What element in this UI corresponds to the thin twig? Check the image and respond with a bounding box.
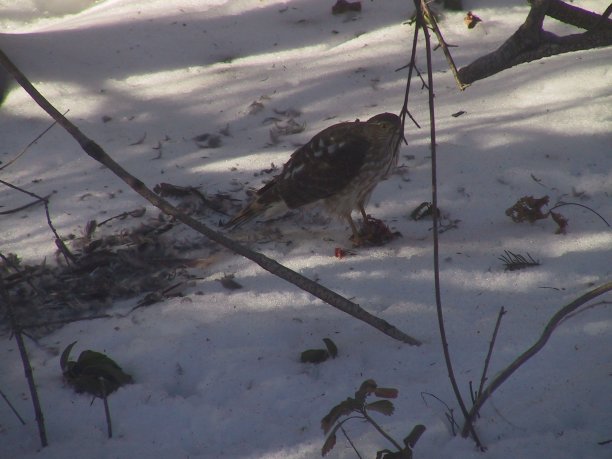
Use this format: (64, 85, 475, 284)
(395, 60, 428, 91)
(361, 409, 403, 451)
(420, 1, 466, 90)
(475, 307, 506, 405)
(420, 392, 460, 434)
(339, 425, 364, 459)
(400, 22, 422, 139)
(0, 178, 75, 264)
(44, 199, 77, 265)
(549, 202, 610, 227)
(559, 300, 611, 325)
(0, 387, 27, 425)
(0, 278, 48, 447)
(417, 0, 484, 449)
(0, 110, 67, 171)
(0, 47, 421, 346)
(0, 193, 52, 215)
(0, 178, 49, 203)
(462, 281, 612, 437)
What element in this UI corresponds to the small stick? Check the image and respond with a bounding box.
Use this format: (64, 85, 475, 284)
(420, 0, 466, 90)
(0, 193, 52, 215)
(44, 199, 77, 265)
(339, 425, 364, 459)
(549, 202, 610, 227)
(473, 307, 506, 416)
(0, 387, 26, 425)
(0, 178, 75, 264)
(0, 279, 48, 447)
(361, 409, 403, 451)
(0, 111, 67, 171)
(420, 391, 460, 434)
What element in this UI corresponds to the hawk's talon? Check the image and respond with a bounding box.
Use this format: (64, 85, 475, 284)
(351, 216, 401, 247)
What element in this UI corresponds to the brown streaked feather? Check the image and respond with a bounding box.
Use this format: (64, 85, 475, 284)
(276, 124, 370, 208)
(223, 182, 283, 228)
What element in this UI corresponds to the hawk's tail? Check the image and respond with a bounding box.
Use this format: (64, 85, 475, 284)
(224, 200, 268, 228)
(224, 183, 284, 229)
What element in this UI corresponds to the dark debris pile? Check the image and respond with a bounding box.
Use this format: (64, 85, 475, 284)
(1, 209, 218, 338)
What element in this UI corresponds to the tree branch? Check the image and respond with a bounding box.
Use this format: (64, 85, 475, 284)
(461, 281, 612, 437)
(458, 0, 612, 85)
(0, 47, 421, 346)
(545, 0, 612, 30)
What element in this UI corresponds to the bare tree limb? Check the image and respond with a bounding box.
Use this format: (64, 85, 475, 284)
(461, 281, 612, 437)
(0, 47, 421, 346)
(546, 0, 612, 30)
(458, 0, 612, 85)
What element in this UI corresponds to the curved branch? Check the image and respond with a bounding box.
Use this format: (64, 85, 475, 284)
(461, 281, 612, 437)
(0, 47, 421, 346)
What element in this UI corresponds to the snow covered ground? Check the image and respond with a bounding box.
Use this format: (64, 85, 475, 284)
(1, 1, 611, 458)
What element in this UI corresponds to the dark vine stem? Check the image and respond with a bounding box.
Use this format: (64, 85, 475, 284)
(415, 0, 484, 450)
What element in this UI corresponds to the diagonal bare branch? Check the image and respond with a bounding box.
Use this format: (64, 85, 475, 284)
(0, 47, 421, 346)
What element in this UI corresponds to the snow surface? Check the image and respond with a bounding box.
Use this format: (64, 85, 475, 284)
(1, 0, 611, 458)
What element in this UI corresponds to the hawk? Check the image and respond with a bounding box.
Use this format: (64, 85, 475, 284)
(225, 112, 402, 245)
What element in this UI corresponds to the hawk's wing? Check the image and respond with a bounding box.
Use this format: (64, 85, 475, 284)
(269, 121, 370, 209)
(225, 113, 400, 229)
